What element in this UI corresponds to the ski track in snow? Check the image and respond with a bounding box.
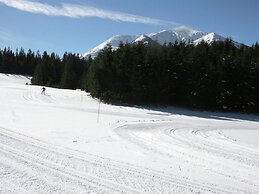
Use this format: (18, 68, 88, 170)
(1, 74, 259, 193)
(0, 126, 217, 194)
(116, 123, 259, 193)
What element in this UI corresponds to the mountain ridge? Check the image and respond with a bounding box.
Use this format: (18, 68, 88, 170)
(83, 27, 230, 58)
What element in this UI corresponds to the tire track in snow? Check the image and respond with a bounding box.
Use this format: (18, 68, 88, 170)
(169, 128, 259, 168)
(169, 127, 259, 190)
(115, 122, 259, 194)
(0, 128, 143, 193)
(0, 126, 214, 194)
(0, 144, 137, 194)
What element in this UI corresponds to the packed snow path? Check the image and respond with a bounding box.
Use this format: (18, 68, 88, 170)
(0, 74, 259, 193)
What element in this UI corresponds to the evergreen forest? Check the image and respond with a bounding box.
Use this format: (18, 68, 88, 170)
(1, 39, 259, 113)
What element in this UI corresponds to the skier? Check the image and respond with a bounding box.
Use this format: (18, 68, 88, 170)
(41, 87, 46, 95)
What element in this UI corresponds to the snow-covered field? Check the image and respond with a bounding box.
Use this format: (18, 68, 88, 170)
(0, 73, 259, 194)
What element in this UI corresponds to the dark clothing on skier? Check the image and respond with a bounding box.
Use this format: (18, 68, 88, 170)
(41, 87, 46, 95)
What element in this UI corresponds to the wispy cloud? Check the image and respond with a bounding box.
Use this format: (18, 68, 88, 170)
(0, 0, 178, 26)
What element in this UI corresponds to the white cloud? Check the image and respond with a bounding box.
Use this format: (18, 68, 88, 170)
(0, 0, 178, 26)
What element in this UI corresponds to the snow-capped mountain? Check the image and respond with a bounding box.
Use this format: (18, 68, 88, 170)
(84, 35, 138, 58)
(83, 27, 227, 58)
(193, 32, 226, 45)
(147, 26, 207, 45)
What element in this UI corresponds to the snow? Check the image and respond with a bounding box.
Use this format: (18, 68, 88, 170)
(83, 35, 138, 58)
(0, 73, 259, 193)
(82, 26, 225, 58)
(193, 32, 226, 45)
(134, 35, 149, 42)
(222, 128, 259, 147)
(148, 26, 206, 44)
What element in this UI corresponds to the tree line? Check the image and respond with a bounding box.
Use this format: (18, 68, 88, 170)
(0, 48, 90, 89)
(0, 48, 39, 75)
(87, 40, 259, 113)
(1, 39, 259, 113)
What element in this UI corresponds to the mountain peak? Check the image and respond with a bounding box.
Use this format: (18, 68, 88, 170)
(193, 32, 226, 45)
(83, 34, 137, 58)
(83, 28, 231, 58)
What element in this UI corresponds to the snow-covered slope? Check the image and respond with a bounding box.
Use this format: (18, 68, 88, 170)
(1, 73, 259, 193)
(193, 32, 226, 45)
(84, 35, 138, 58)
(147, 26, 206, 45)
(83, 26, 231, 58)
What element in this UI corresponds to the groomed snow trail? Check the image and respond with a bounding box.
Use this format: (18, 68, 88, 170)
(0, 74, 259, 193)
(0, 126, 218, 194)
(116, 122, 259, 193)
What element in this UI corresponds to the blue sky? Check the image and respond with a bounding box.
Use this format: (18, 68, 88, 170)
(0, 0, 258, 56)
